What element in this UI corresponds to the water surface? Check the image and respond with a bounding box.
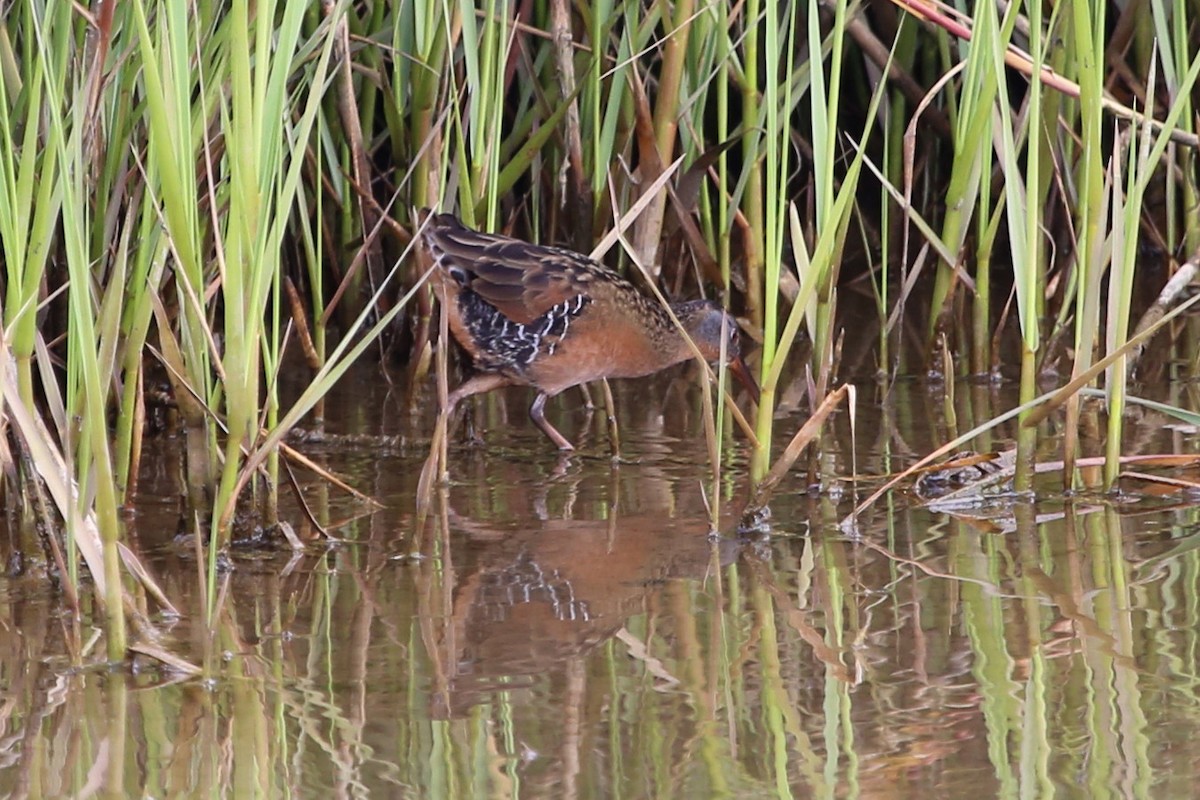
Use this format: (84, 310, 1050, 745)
(3, 361, 1200, 798)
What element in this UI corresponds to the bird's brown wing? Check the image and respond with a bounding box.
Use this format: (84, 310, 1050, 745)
(425, 214, 598, 325)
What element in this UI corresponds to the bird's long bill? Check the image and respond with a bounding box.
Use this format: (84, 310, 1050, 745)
(727, 353, 761, 405)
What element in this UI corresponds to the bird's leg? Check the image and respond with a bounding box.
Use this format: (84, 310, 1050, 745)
(445, 373, 514, 445)
(577, 383, 595, 410)
(529, 392, 575, 451)
(599, 378, 620, 460)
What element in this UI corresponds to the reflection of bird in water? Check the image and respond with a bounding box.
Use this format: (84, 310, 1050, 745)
(422, 212, 758, 450)
(422, 508, 742, 719)
(474, 551, 594, 625)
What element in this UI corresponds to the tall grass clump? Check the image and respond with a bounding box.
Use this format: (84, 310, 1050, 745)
(0, 0, 391, 651)
(131, 0, 215, 518)
(748, 0, 890, 485)
(1102, 52, 1200, 486)
(858, 0, 1200, 497)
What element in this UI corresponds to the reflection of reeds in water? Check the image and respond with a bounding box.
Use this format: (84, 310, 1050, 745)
(6, 0, 1200, 768)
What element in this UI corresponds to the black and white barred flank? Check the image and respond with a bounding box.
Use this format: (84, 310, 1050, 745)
(458, 289, 592, 372)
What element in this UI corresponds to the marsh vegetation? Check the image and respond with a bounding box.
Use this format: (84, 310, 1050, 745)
(2, 0, 1200, 794)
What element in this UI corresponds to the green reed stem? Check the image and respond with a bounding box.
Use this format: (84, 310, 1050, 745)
(738, 0, 765, 331)
(1063, 0, 1107, 489)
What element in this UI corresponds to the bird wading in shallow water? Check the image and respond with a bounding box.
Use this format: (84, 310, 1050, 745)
(421, 212, 759, 451)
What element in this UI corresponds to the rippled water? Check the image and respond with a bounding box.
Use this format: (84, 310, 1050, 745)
(2, 358, 1200, 798)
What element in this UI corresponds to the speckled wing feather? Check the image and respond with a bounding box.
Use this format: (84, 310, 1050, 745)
(425, 214, 597, 325)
